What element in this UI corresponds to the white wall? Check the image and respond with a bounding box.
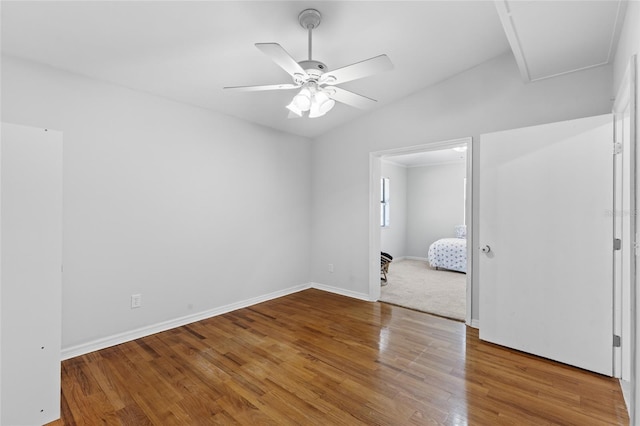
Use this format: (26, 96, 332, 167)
(310, 51, 613, 319)
(406, 162, 466, 258)
(1, 55, 312, 354)
(380, 161, 407, 258)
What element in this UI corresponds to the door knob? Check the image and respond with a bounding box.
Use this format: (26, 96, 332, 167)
(481, 245, 491, 253)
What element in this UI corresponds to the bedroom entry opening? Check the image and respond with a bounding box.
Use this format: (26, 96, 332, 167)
(369, 137, 473, 325)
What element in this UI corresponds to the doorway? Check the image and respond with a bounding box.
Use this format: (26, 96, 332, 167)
(369, 137, 473, 325)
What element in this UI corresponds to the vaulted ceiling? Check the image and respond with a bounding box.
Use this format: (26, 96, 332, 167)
(1, 1, 627, 138)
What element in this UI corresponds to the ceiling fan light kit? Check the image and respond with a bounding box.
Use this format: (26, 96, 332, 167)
(224, 8, 393, 119)
(286, 82, 336, 118)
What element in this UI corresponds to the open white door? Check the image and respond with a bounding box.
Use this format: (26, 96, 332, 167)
(479, 114, 614, 376)
(1, 123, 63, 425)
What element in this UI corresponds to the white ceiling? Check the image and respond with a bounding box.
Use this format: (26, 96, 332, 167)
(496, 0, 626, 82)
(0, 1, 626, 138)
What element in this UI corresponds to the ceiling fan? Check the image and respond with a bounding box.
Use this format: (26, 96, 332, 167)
(223, 9, 393, 118)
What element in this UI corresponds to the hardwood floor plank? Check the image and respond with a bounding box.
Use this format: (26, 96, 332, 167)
(47, 289, 628, 425)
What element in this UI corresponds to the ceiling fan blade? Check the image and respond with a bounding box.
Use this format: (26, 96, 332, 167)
(255, 43, 308, 79)
(322, 54, 393, 85)
(328, 87, 378, 109)
(223, 83, 299, 92)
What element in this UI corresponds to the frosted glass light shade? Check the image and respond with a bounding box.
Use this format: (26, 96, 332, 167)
(292, 87, 312, 111)
(308, 90, 335, 118)
(286, 101, 303, 116)
(286, 84, 336, 118)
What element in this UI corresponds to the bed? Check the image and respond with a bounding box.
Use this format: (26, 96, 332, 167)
(427, 225, 467, 273)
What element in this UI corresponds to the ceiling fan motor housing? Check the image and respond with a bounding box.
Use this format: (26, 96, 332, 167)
(298, 60, 327, 80)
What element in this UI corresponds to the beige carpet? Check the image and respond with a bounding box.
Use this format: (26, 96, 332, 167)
(380, 259, 466, 321)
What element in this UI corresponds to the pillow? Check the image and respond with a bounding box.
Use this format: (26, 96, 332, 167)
(455, 225, 466, 239)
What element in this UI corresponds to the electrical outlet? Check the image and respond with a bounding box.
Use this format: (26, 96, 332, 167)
(131, 294, 142, 309)
(328, 263, 334, 273)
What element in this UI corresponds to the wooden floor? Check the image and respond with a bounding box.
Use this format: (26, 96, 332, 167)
(50, 289, 628, 425)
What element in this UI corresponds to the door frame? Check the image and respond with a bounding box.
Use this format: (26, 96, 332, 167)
(612, 54, 637, 422)
(368, 137, 473, 325)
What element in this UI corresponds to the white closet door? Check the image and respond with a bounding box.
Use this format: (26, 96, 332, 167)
(1, 123, 63, 425)
(478, 114, 614, 376)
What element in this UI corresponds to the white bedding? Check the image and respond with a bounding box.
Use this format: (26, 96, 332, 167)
(428, 238, 467, 273)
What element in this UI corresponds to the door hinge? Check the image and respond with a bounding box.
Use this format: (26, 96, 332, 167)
(614, 142, 623, 155)
(614, 238, 622, 250)
(614, 335, 621, 347)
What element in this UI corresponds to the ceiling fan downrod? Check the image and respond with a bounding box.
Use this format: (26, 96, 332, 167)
(299, 9, 321, 62)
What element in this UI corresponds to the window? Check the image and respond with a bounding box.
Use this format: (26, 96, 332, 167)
(381, 177, 390, 227)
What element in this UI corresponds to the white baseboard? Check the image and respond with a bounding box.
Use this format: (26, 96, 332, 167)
(310, 282, 372, 301)
(403, 256, 428, 262)
(61, 283, 311, 360)
(62, 282, 380, 360)
(470, 319, 480, 329)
